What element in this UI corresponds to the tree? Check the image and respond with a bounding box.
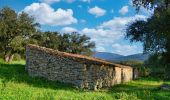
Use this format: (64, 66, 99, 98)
(126, 0, 170, 79)
(31, 31, 60, 50)
(58, 32, 95, 56)
(32, 32, 95, 56)
(132, 0, 170, 10)
(0, 7, 39, 62)
(126, 2, 170, 64)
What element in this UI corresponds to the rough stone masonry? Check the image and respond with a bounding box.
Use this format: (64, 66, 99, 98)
(26, 44, 138, 90)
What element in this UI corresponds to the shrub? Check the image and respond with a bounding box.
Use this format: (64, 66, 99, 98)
(13, 53, 22, 61)
(138, 67, 150, 77)
(144, 54, 170, 80)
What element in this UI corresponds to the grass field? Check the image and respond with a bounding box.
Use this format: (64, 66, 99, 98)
(0, 60, 170, 100)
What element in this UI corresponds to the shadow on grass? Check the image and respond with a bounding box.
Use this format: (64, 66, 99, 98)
(107, 79, 170, 99)
(0, 63, 79, 91)
(0, 62, 170, 100)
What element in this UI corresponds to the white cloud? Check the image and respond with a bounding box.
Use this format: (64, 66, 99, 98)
(39, 0, 93, 4)
(119, 6, 128, 15)
(96, 46, 106, 52)
(82, 28, 122, 42)
(81, 28, 123, 52)
(88, 6, 106, 17)
(23, 3, 77, 26)
(58, 15, 146, 55)
(99, 15, 147, 29)
(61, 27, 78, 33)
(81, 15, 147, 55)
(140, 7, 154, 16)
(39, 0, 61, 4)
(112, 43, 141, 55)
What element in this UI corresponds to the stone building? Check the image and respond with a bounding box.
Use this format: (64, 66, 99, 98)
(26, 44, 138, 90)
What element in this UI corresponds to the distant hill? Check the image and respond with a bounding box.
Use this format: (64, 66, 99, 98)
(115, 53, 149, 62)
(93, 52, 149, 62)
(93, 52, 124, 61)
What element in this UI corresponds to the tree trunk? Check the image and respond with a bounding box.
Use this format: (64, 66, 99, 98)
(8, 54, 14, 63)
(4, 55, 9, 62)
(4, 54, 14, 63)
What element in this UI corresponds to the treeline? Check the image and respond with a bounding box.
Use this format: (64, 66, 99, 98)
(0, 7, 95, 62)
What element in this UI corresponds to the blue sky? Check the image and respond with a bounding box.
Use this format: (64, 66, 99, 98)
(0, 0, 151, 56)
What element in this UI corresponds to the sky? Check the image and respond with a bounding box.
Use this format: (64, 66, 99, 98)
(0, 0, 151, 56)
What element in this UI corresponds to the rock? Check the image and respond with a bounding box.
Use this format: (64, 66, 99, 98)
(161, 83, 170, 90)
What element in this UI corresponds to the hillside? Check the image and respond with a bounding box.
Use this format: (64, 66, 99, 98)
(93, 52, 149, 62)
(93, 52, 124, 61)
(115, 53, 149, 62)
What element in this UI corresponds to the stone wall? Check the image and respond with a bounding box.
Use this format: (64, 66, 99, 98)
(26, 44, 136, 90)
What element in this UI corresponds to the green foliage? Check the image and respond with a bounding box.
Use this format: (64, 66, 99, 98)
(138, 67, 151, 77)
(126, 8, 170, 57)
(145, 54, 170, 79)
(132, 0, 169, 10)
(0, 61, 170, 100)
(13, 53, 22, 61)
(58, 32, 95, 56)
(0, 7, 95, 62)
(32, 32, 95, 56)
(31, 31, 60, 50)
(126, 1, 170, 78)
(0, 7, 39, 62)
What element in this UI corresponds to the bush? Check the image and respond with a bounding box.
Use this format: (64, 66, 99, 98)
(149, 67, 166, 79)
(13, 53, 22, 61)
(165, 65, 170, 80)
(144, 54, 170, 80)
(138, 67, 150, 77)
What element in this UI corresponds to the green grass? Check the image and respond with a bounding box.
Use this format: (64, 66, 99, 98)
(0, 60, 170, 100)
